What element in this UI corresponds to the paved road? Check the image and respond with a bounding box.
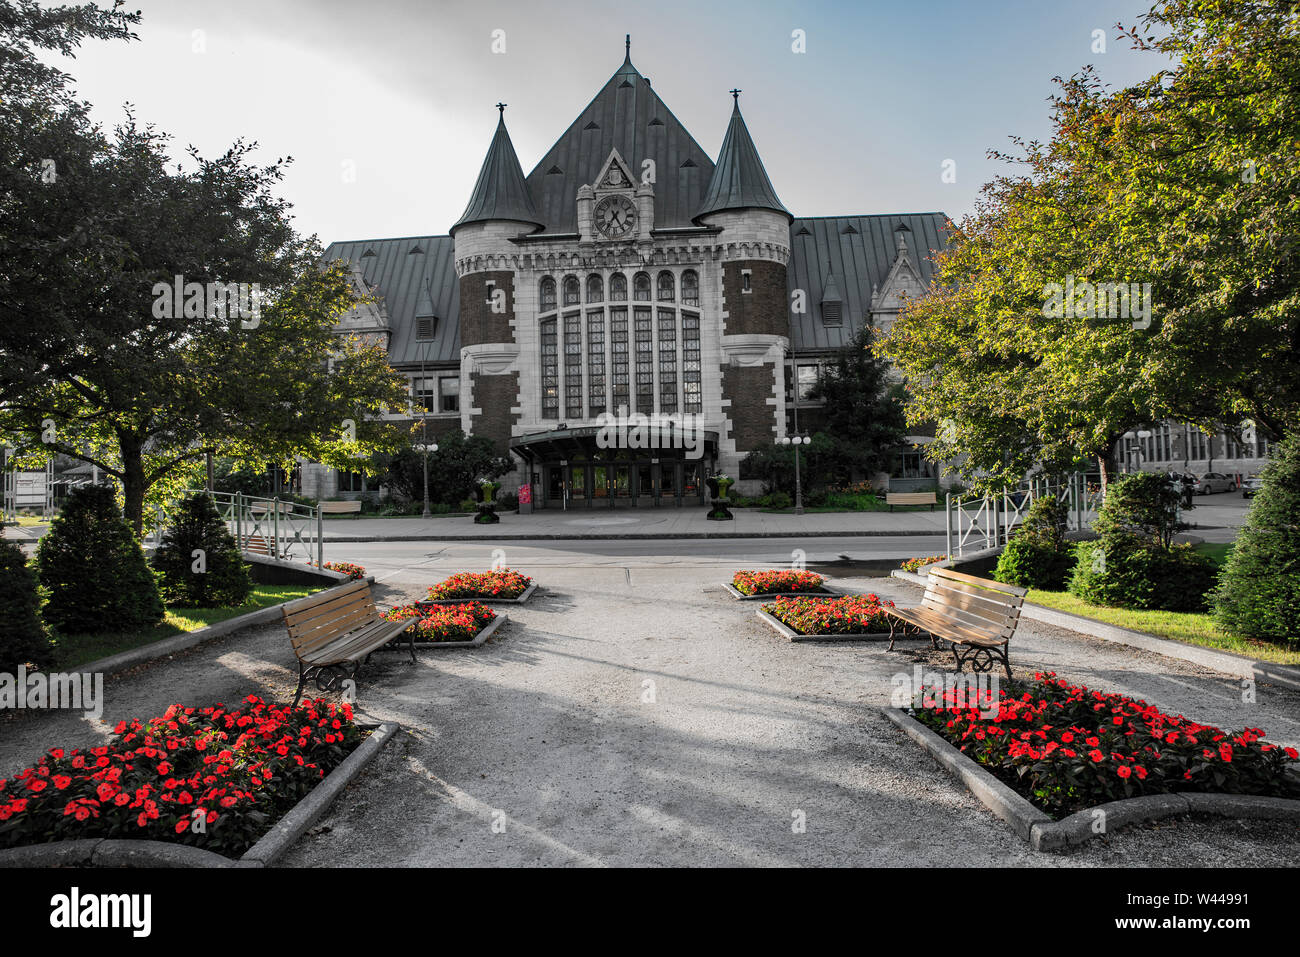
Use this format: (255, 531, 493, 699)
(3, 542, 1296, 867)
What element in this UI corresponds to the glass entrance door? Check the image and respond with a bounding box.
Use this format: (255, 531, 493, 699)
(569, 464, 588, 509)
(612, 465, 631, 504)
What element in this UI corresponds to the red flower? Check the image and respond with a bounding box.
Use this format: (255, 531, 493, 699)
(1117, 765, 1132, 779)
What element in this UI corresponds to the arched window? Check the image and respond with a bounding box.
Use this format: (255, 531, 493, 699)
(657, 271, 675, 301)
(609, 273, 628, 301)
(586, 274, 604, 303)
(540, 277, 557, 313)
(633, 272, 651, 301)
(563, 275, 580, 306)
(681, 270, 699, 307)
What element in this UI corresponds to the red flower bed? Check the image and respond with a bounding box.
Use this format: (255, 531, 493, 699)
(761, 594, 896, 634)
(912, 672, 1300, 817)
(732, 569, 826, 595)
(382, 601, 496, 642)
(0, 697, 362, 857)
(427, 569, 531, 600)
(899, 555, 946, 574)
(321, 561, 366, 581)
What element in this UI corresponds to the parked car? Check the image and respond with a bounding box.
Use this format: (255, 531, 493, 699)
(1242, 474, 1263, 498)
(1193, 472, 1236, 495)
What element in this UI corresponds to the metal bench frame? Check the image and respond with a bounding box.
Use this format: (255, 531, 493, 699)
(883, 567, 1026, 679)
(281, 580, 414, 706)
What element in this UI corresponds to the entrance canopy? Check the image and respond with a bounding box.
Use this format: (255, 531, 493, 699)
(509, 425, 719, 465)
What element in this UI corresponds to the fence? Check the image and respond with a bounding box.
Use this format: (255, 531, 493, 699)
(945, 473, 1103, 559)
(148, 491, 324, 567)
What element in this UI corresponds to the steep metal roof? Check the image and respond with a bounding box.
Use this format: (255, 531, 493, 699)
(323, 235, 461, 366)
(787, 213, 951, 352)
(695, 99, 791, 222)
(523, 49, 716, 234)
(452, 112, 544, 233)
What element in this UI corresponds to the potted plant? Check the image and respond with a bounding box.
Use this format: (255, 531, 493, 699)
(706, 471, 734, 521)
(474, 479, 501, 524)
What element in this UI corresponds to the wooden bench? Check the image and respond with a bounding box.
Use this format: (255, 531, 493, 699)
(281, 580, 414, 706)
(886, 491, 938, 511)
(320, 500, 363, 518)
(881, 567, 1026, 679)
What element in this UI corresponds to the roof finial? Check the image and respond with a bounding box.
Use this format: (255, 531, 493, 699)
(625, 34, 631, 57)
(495, 102, 506, 116)
(730, 88, 742, 103)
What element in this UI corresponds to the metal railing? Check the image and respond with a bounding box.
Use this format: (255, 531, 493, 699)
(945, 473, 1102, 558)
(148, 490, 324, 567)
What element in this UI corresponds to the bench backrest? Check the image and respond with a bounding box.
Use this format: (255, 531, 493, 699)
(887, 492, 938, 505)
(922, 566, 1026, 639)
(320, 500, 362, 513)
(240, 534, 272, 555)
(282, 580, 378, 658)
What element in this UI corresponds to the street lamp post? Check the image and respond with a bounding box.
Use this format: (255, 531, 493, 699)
(776, 434, 809, 515)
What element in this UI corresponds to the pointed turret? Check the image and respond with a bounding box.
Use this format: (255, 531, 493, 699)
(451, 106, 543, 234)
(695, 94, 791, 223)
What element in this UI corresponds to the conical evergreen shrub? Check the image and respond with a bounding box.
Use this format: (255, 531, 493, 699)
(36, 484, 164, 635)
(152, 492, 251, 607)
(1214, 437, 1300, 644)
(0, 538, 50, 670)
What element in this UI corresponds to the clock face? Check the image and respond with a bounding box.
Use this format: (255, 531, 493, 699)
(594, 194, 636, 239)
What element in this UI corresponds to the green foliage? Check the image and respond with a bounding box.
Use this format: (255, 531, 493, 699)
(1214, 438, 1300, 644)
(1094, 472, 1181, 548)
(35, 484, 163, 635)
(1071, 538, 1218, 613)
(0, 538, 50, 670)
(151, 492, 252, 607)
(373, 433, 511, 507)
(995, 497, 1074, 589)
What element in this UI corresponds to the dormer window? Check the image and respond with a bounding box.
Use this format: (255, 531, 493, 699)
(820, 301, 842, 325)
(540, 276, 557, 312)
(416, 317, 437, 340)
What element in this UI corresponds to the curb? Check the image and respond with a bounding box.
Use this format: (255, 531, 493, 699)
(884, 708, 1300, 850)
(756, 608, 892, 643)
(421, 582, 538, 605)
(318, 529, 946, 543)
(887, 570, 1300, 692)
(0, 722, 399, 869)
(67, 577, 376, 678)
(398, 612, 508, 649)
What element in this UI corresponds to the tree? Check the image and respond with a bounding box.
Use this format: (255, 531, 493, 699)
(35, 484, 163, 635)
(1214, 437, 1300, 644)
(883, 0, 1300, 489)
(0, 538, 50, 670)
(373, 431, 511, 506)
(806, 325, 907, 480)
(152, 492, 252, 607)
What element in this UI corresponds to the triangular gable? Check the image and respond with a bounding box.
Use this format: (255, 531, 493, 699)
(593, 149, 637, 192)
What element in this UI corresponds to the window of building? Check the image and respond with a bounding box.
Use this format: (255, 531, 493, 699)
(657, 308, 677, 413)
(540, 319, 559, 418)
(610, 307, 629, 411)
(564, 312, 583, 418)
(895, 450, 934, 479)
(439, 376, 459, 413)
(416, 317, 436, 340)
(586, 274, 603, 303)
(587, 310, 606, 417)
(634, 306, 654, 413)
(681, 312, 701, 413)
(412, 376, 436, 413)
(610, 273, 627, 302)
(795, 363, 819, 402)
(741, 269, 752, 293)
(1257, 433, 1272, 458)
(633, 272, 651, 301)
(563, 275, 580, 307)
(540, 277, 557, 313)
(337, 470, 365, 493)
(681, 270, 699, 307)
(657, 271, 675, 301)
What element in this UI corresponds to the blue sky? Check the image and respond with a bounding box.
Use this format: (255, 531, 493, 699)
(54, 0, 1168, 245)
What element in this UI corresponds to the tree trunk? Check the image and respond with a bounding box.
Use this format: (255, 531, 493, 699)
(119, 433, 148, 537)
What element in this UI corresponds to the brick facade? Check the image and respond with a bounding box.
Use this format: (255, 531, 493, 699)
(721, 261, 789, 338)
(459, 270, 516, 347)
(470, 371, 520, 457)
(722, 363, 777, 450)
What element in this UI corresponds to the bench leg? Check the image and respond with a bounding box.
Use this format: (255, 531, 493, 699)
(293, 663, 309, 708)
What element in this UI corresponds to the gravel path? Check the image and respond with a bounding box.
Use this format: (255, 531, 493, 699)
(2, 558, 1296, 867)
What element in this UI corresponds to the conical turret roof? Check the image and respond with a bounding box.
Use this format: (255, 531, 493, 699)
(452, 109, 544, 233)
(695, 97, 791, 223)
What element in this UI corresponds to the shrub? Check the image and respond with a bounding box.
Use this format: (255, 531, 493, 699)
(994, 497, 1074, 589)
(0, 539, 50, 671)
(1070, 538, 1218, 612)
(1094, 470, 1181, 547)
(732, 569, 825, 595)
(427, 569, 532, 600)
(767, 491, 793, 509)
(0, 697, 361, 857)
(1214, 437, 1300, 644)
(382, 601, 496, 642)
(761, 594, 896, 634)
(912, 672, 1299, 817)
(35, 485, 163, 635)
(151, 493, 252, 608)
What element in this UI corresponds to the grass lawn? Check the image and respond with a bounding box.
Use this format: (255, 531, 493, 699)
(1023, 587, 1300, 666)
(51, 584, 324, 669)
